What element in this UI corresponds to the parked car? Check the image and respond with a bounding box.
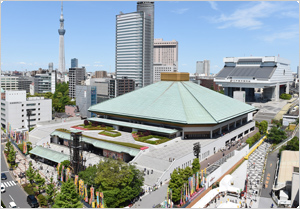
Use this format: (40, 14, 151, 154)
(8, 202, 17, 208)
(27, 195, 39, 208)
(1, 173, 7, 180)
(1, 183, 5, 193)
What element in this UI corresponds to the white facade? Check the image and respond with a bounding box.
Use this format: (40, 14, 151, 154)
(153, 64, 177, 82)
(153, 38, 178, 66)
(1, 90, 52, 130)
(1, 76, 19, 90)
(196, 60, 210, 76)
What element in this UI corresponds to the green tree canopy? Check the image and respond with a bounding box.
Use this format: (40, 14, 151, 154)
(259, 120, 268, 134)
(168, 168, 184, 203)
(34, 173, 46, 194)
(192, 158, 200, 174)
(52, 179, 83, 208)
(26, 162, 36, 185)
(78, 165, 97, 187)
(46, 177, 57, 206)
(268, 126, 287, 144)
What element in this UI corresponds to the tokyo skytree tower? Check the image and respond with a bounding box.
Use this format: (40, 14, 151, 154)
(58, 2, 66, 73)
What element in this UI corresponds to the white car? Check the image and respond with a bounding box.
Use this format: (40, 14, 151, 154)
(1, 183, 5, 193)
(9, 202, 17, 208)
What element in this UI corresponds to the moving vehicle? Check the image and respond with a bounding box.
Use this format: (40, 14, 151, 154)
(8, 202, 17, 208)
(27, 195, 39, 208)
(1, 173, 7, 180)
(1, 183, 5, 193)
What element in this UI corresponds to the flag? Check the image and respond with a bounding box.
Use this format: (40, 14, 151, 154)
(57, 163, 61, 174)
(100, 192, 104, 208)
(201, 170, 203, 186)
(25, 131, 29, 141)
(196, 172, 199, 190)
(180, 188, 183, 205)
(74, 175, 78, 187)
(185, 183, 188, 201)
(193, 174, 195, 193)
(90, 187, 94, 205)
(23, 140, 27, 154)
(66, 168, 70, 181)
(204, 168, 207, 183)
(61, 165, 64, 182)
(96, 192, 100, 208)
(84, 184, 88, 202)
(79, 180, 84, 197)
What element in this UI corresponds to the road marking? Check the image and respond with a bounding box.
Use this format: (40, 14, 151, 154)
(11, 181, 16, 185)
(3, 182, 7, 187)
(9, 194, 14, 201)
(1, 171, 9, 173)
(6, 181, 11, 186)
(3, 181, 17, 187)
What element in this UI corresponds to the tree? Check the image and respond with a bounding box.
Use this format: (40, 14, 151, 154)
(58, 160, 70, 176)
(26, 162, 36, 185)
(52, 179, 83, 208)
(168, 168, 184, 203)
(179, 166, 193, 184)
(259, 120, 268, 134)
(192, 158, 200, 174)
(34, 173, 45, 194)
(4, 141, 12, 155)
(46, 177, 57, 206)
(78, 165, 97, 187)
(92, 158, 144, 208)
(268, 126, 287, 144)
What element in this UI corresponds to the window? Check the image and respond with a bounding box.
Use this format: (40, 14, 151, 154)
(38, 108, 40, 110)
(22, 109, 24, 112)
(22, 104, 24, 106)
(22, 115, 24, 117)
(38, 103, 40, 105)
(22, 120, 24, 122)
(38, 113, 40, 115)
(38, 118, 40, 121)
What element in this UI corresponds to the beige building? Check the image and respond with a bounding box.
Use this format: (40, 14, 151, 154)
(95, 71, 107, 78)
(153, 39, 178, 82)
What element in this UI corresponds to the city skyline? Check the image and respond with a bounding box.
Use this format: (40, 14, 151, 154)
(1, 1, 299, 74)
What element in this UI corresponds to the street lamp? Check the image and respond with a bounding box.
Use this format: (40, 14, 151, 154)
(27, 109, 32, 131)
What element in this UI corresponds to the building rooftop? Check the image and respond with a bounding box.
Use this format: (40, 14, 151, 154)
(278, 150, 299, 184)
(88, 80, 256, 125)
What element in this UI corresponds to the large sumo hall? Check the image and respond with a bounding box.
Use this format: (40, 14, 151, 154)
(88, 72, 256, 140)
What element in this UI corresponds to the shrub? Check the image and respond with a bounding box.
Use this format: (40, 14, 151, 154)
(101, 124, 105, 127)
(23, 183, 35, 195)
(99, 131, 121, 137)
(37, 194, 48, 207)
(279, 93, 292, 100)
(84, 120, 89, 126)
(92, 121, 98, 127)
(18, 144, 23, 152)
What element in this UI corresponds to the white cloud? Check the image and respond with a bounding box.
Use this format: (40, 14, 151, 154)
(261, 25, 299, 42)
(19, 62, 26, 65)
(171, 8, 189, 15)
(212, 2, 284, 30)
(281, 11, 298, 18)
(182, 63, 188, 66)
(94, 64, 103, 67)
(94, 61, 101, 64)
(208, 1, 218, 11)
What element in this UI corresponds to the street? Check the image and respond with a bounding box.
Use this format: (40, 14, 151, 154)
(1, 145, 31, 208)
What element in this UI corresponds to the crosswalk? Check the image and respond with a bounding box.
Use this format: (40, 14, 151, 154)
(2, 181, 17, 188)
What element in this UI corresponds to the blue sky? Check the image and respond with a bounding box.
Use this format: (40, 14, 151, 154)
(1, 1, 299, 74)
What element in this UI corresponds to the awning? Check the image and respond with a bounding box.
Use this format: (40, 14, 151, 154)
(29, 146, 69, 163)
(87, 118, 178, 135)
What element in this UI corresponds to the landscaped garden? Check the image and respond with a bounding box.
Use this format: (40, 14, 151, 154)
(99, 130, 121, 137)
(132, 131, 171, 145)
(56, 128, 143, 149)
(71, 120, 115, 131)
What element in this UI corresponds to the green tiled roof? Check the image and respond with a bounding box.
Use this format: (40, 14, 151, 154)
(29, 146, 69, 163)
(88, 81, 256, 124)
(88, 118, 178, 134)
(50, 130, 140, 157)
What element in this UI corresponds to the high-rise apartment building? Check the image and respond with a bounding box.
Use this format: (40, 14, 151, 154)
(75, 85, 97, 118)
(34, 72, 57, 94)
(115, 2, 154, 89)
(196, 60, 210, 76)
(18, 76, 35, 93)
(71, 58, 78, 68)
(95, 71, 107, 78)
(153, 39, 178, 82)
(109, 77, 135, 98)
(69, 67, 86, 98)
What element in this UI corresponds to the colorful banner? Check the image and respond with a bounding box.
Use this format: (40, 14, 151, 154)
(201, 170, 203, 186)
(193, 174, 195, 194)
(74, 175, 78, 187)
(79, 179, 84, 197)
(96, 192, 100, 208)
(100, 192, 104, 208)
(25, 131, 29, 141)
(61, 166, 64, 182)
(84, 184, 88, 202)
(184, 183, 187, 202)
(57, 163, 61, 174)
(180, 188, 183, 205)
(66, 168, 70, 181)
(90, 187, 94, 205)
(23, 140, 27, 154)
(196, 172, 199, 190)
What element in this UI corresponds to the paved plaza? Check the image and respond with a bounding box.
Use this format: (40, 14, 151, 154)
(252, 100, 288, 123)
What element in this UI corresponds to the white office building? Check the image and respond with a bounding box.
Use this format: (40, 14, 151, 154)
(196, 60, 210, 76)
(1, 90, 52, 130)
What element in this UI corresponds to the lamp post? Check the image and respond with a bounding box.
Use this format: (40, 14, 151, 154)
(26, 109, 32, 131)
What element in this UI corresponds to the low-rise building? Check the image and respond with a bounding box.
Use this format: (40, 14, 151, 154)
(1, 90, 52, 130)
(65, 105, 80, 117)
(1, 76, 19, 91)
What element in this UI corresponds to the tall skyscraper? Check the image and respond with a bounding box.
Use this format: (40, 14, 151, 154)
(58, 2, 66, 73)
(196, 60, 210, 76)
(115, 2, 154, 89)
(69, 67, 86, 98)
(71, 58, 78, 68)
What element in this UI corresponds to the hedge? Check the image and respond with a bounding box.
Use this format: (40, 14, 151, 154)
(132, 133, 171, 145)
(23, 183, 36, 195)
(246, 132, 262, 147)
(279, 93, 292, 100)
(99, 131, 121, 137)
